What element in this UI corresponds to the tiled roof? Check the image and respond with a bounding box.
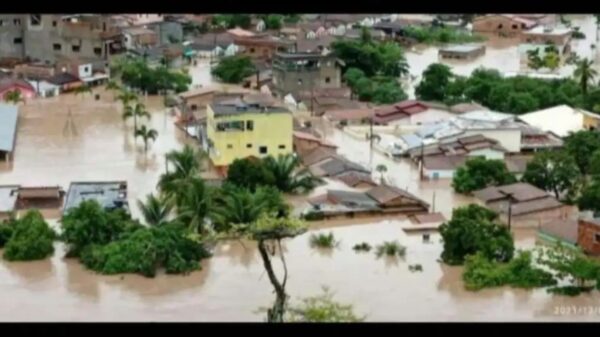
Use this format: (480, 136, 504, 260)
(366, 184, 429, 207)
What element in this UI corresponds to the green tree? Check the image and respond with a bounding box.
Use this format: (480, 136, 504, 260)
(415, 63, 454, 102)
(452, 157, 516, 194)
(574, 58, 598, 95)
(375, 164, 387, 183)
(158, 145, 208, 203)
(332, 39, 408, 77)
(564, 130, 600, 175)
(537, 244, 600, 292)
(522, 150, 581, 200)
(3, 89, 24, 104)
(263, 154, 322, 194)
(527, 48, 544, 70)
(175, 177, 211, 233)
(211, 55, 256, 84)
(137, 193, 173, 227)
(134, 124, 158, 153)
(506, 92, 539, 114)
(211, 185, 289, 232)
(3, 210, 56, 261)
(116, 89, 138, 117)
(263, 14, 283, 30)
(212, 14, 252, 29)
(231, 213, 307, 322)
(371, 79, 407, 104)
(544, 51, 560, 71)
(226, 157, 276, 191)
(287, 287, 365, 322)
(439, 204, 514, 265)
(578, 180, 600, 214)
(123, 102, 150, 131)
(61, 200, 142, 257)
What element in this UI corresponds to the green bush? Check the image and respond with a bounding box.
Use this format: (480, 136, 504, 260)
(80, 225, 211, 278)
(303, 211, 325, 221)
(375, 241, 406, 258)
(462, 252, 556, 291)
(0, 220, 15, 247)
(61, 200, 143, 257)
(352, 242, 372, 252)
(408, 264, 423, 272)
(309, 232, 338, 249)
(547, 286, 594, 296)
(3, 210, 56, 261)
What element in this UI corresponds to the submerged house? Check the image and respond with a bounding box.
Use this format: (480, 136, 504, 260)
(63, 181, 129, 215)
(0, 104, 18, 163)
(473, 182, 574, 228)
(306, 184, 429, 220)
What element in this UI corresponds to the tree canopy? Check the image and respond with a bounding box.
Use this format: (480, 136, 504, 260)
(564, 130, 600, 175)
(452, 157, 516, 194)
(332, 35, 409, 78)
(118, 58, 191, 94)
(415, 63, 454, 102)
(212, 55, 256, 84)
(522, 150, 581, 201)
(439, 204, 514, 265)
(3, 210, 56, 261)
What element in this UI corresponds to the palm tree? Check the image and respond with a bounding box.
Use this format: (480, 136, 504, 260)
(544, 52, 561, 72)
(211, 185, 288, 232)
(135, 125, 158, 153)
(158, 145, 208, 201)
(3, 89, 24, 105)
(574, 58, 598, 95)
(123, 102, 150, 130)
(116, 89, 138, 116)
(137, 193, 172, 226)
(262, 154, 322, 194)
(375, 164, 387, 183)
(175, 177, 210, 232)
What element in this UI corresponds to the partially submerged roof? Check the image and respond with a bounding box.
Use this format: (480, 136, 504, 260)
(366, 184, 429, 208)
(473, 182, 564, 216)
(178, 86, 217, 99)
(423, 155, 468, 171)
(302, 146, 338, 166)
(63, 181, 128, 214)
(411, 212, 447, 224)
(309, 189, 380, 210)
(518, 105, 585, 138)
(210, 101, 290, 117)
(539, 218, 578, 245)
(48, 72, 82, 85)
(312, 157, 370, 177)
(439, 44, 485, 53)
(0, 104, 18, 152)
(334, 171, 377, 187)
(293, 131, 337, 148)
(0, 185, 19, 213)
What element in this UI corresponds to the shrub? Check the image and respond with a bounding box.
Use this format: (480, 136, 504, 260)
(462, 252, 556, 291)
(408, 264, 423, 272)
(80, 225, 211, 278)
(286, 287, 365, 322)
(303, 211, 325, 221)
(3, 210, 56, 261)
(0, 220, 15, 247)
(375, 241, 406, 258)
(61, 200, 143, 257)
(352, 242, 372, 252)
(547, 286, 594, 296)
(309, 232, 338, 249)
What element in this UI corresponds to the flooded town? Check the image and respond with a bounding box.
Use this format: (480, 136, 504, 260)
(2, 13, 600, 322)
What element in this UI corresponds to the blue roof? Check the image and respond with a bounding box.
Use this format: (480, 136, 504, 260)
(0, 104, 18, 152)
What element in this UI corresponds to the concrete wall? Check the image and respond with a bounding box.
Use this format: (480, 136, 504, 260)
(273, 61, 342, 96)
(0, 15, 26, 59)
(468, 148, 505, 160)
(473, 15, 532, 36)
(424, 168, 454, 180)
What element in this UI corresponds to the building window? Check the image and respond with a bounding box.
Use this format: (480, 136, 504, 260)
(84, 66, 89, 73)
(259, 146, 268, 154)
(72, 45, 81, 52)
(325, 77, 331, 84)
(14, 18, 21, 26)
(227, 144, 233, 149)
(250, 47, 255, 53)
(521, 23, 526, 29)
(246, 120, 254, 131)
(216, 120, 245, 132)
(30, 14, 41, 26)
(191, 104, 198, 111)
(93, 47, 102, 56)
(595, 233, 600, 244)
(13, 37, 22, 44)
(53, 43, 62, 51)
(497, 24, 503, 29)
(512, 24, 518, 29)
(278, 145, 286, 149)
(246, 143, 252, 148)
(52, 20, 57, 27)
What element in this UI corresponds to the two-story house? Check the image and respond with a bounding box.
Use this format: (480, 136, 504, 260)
(272, 52, 343, 98)
(205, 98, 293, 173)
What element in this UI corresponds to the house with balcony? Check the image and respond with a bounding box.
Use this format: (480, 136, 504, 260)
(204, 98, 293, 174)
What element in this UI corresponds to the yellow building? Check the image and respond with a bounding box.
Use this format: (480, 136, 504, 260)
(206, 102, 293, 168)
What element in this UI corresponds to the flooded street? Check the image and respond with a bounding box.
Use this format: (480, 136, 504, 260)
(1, 15, 600, 322)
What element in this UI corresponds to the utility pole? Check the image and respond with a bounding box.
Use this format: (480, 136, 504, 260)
(369, 116, 374, 170)
(419, 141, 425, 181)
(432, 190, 436, 213)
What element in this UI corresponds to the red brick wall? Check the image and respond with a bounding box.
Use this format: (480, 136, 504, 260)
(578, 219, 600, 255)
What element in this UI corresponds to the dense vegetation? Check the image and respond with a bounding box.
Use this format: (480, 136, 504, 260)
(115, 58, 191, 94)
(522, 150, 581, 202)
(537, 244, 600, 296)
(3, 210, 56, 261)
(440, 205, 514, 265)
(404, 26, 485, 44)
(452, 157, 516, 194)
(463, 251, 556, 291)
(375, 241, 406, 258)
(211, 55, 256, 84)
(212, 14, 252, 29)
(333, 28, 409, 104)
(416, 62, 600, 114)
(286, 288, 364, 322)
(309, 232, 338, 249)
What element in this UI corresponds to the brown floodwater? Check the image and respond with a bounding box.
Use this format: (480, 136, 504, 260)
(2, 18, 600, 320)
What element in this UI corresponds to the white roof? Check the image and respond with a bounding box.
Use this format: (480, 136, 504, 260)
(0, 185, 18, 213)
(518, 105, 584, 138)
(460, 110, 514, 123)
(0, 104, 18, 152)
(27, 80, 59, 92)
(524, 25, 571, 36)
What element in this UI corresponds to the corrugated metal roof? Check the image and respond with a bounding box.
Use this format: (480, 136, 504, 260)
(0, 104, 18, 152)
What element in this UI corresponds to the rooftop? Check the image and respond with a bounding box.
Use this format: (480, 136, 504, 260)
(293, 131, 337, 148)
(366, 184, 429, 208)
(334, 171, 376, 188)
(518, 105, 585, 138)
(540, 219, 578, 244)
(524, 25, 572, 36)
(0, 185, 19, 213)
(63, 181, 129, 214)
(423, 155, 468, 171)
(210, 101, 290, 117)
(439, 44, 485, 53)
(0, 104, 18, 153)
(473, 182, 565, 216)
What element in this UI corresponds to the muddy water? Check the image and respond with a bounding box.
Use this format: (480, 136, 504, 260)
(403, 15, 600, 98)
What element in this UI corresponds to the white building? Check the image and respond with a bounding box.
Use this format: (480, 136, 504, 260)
(517, 105, 586, 138)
